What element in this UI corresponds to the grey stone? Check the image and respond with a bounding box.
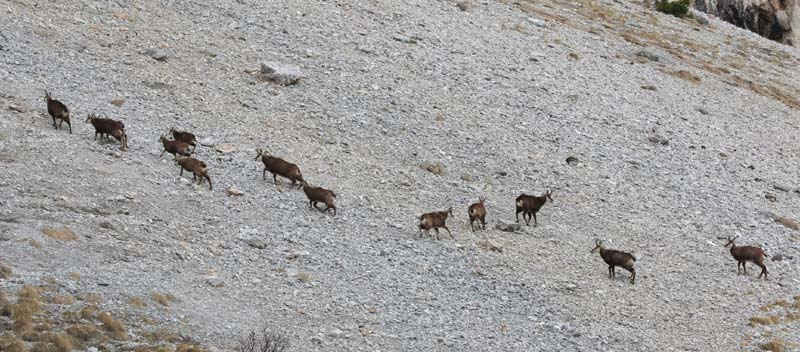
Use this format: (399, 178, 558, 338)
(773, 184, 792, 192)
(206, 278, 225, 288)
(248, 239, 268, 249)
(495, 220, 521, 232)
(648, 134, 669, 145)
(144, 48, 168, 62)
(259, 61, 304, 86)
(566, 156, 579, 165)
(634, 47, 675, 65)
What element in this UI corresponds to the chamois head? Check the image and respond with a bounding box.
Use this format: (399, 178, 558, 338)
(255, 148, 270, 161)
(590, 239, 603, 253)
(724, 236, 738, 248)
(159, 135, 168, 143)
(85, 113, 95, 123)
(544, 189, 553, 202)
(44, 90, 51, 102)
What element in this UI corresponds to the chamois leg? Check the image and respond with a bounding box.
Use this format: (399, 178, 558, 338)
(624, 267, 636, 284)
(516, 209, 521, 223)
(160, 150, 166, 157)
(263, 168, 267, 180)
(742, 261, 747, 275)
(443, 226, 453, 239)
(481, 219, 486, 230)
(470, 219, 475, 232)
(66, 120, 72, 134)
(52, 116, 57, 128)
(757, 262, 767, 280)
(273, 174, 279, 185)
(179, 167, 184, 176)
(607, 266, 613, 278)
(533, 213, 538, 226)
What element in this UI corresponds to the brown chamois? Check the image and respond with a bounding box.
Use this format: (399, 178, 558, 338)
(176, 157, 212, 190)
(302, 182, 337, 216)
(169, 128, 197, 151)
(85, 114, 128, 150)
(419, 207, 454, 240)
(160, 135, 191, 159)
(591, 239, 636, 284)
(468, 197, 487, 232)
(724, 236, 768, 279)
(254, 148, 305, 188)
(515, 190, 552, 226)
(44, 90, 72, 133)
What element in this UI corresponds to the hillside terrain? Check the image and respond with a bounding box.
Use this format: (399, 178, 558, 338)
(1, 0, 800, 351)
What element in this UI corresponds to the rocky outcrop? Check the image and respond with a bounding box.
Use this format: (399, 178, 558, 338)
(693, 0, 799, 46)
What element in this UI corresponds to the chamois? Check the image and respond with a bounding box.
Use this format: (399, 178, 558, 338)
(44, 90, 72, 133)
(160, 135, 191, 158)
(591, 239, 636, 284)
(419, 207, 454, 240)
(302, 182, 337, 216)
(254, 148, 305, 188)
(176, 157, 212, 190)
(515, 190, 552, 226)
(169, 128, 197, 151)
(85, 114, 128, 150)
(468, 197, 487, 232)
(724, 236, 768, 279)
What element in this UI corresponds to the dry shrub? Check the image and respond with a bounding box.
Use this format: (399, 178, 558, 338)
(68, 273, 80, 281)
(0, 264, 11, 279)
(48, 295, 75, 305)
(785, 312, 799, 322)
(30, 240, 43, 249)
(42, 227, 78, 241)
(749, 316, 781, 326)
(760, 339, 785, 352)
(80, 306, 98, 320)
(129, 297, 147, 308)
(176, 343, 207, 352)
(98, 312, 129, 340)
(66, 324, 102, 342)
(237, 326, 289, 352)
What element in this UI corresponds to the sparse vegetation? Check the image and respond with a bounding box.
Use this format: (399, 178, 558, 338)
(98, 312, 129, 340)
(1, 264, 11, 279)
(129, 297, 147, 308)
(749, 315, 782, 326)
(760, 339, 786, 352)
(151, 292, 176, 306)
(41, 227, 78, 241)
(655, 0, 690, 18)
(237, 326, 290, 352)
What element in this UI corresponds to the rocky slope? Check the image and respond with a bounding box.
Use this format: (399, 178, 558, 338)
(694, 0, 800, 46)
(1, 0, 799, 351)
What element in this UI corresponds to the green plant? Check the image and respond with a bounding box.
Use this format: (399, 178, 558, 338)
(656, 0, 691, 18)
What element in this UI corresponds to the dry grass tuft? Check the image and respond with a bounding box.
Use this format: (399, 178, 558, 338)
(749, 316, 782, 326)
(663, 69, 701, 85)
(41, 227, 78, 241)
(98, 312, 129, 340)
(774, 217, 799, 231)
(151, 292, 176, 306)
(77, 293, 102, 304)
(30, 240, 43, 249)
(68, 273, 80, 281)
(2, 338, 29, 352)
(176, 343, 207, 352)
(0, 264, 11, 279)
(129, 297, 147, 308)
(80, 305, 97, 320)
(48, 295, 75, 305)
(760, 339, 785, 352)
(66, 324, 102, 342)
(47, 333, 74, 352)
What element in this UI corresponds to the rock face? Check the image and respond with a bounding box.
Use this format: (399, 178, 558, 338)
(694, 0, 799, 46)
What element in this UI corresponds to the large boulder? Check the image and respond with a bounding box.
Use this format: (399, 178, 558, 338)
(693, 0, 799, 46)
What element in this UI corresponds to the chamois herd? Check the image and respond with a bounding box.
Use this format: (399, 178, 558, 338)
(40, 91, 774, 285)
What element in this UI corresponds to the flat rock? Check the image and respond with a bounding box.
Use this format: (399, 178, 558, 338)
(495, 220, 521, 232)
(227, 187, 244, 196)
(259, 61, 304, 86)
(215, 144, 236, 153)
(144, 48, 168, 62)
